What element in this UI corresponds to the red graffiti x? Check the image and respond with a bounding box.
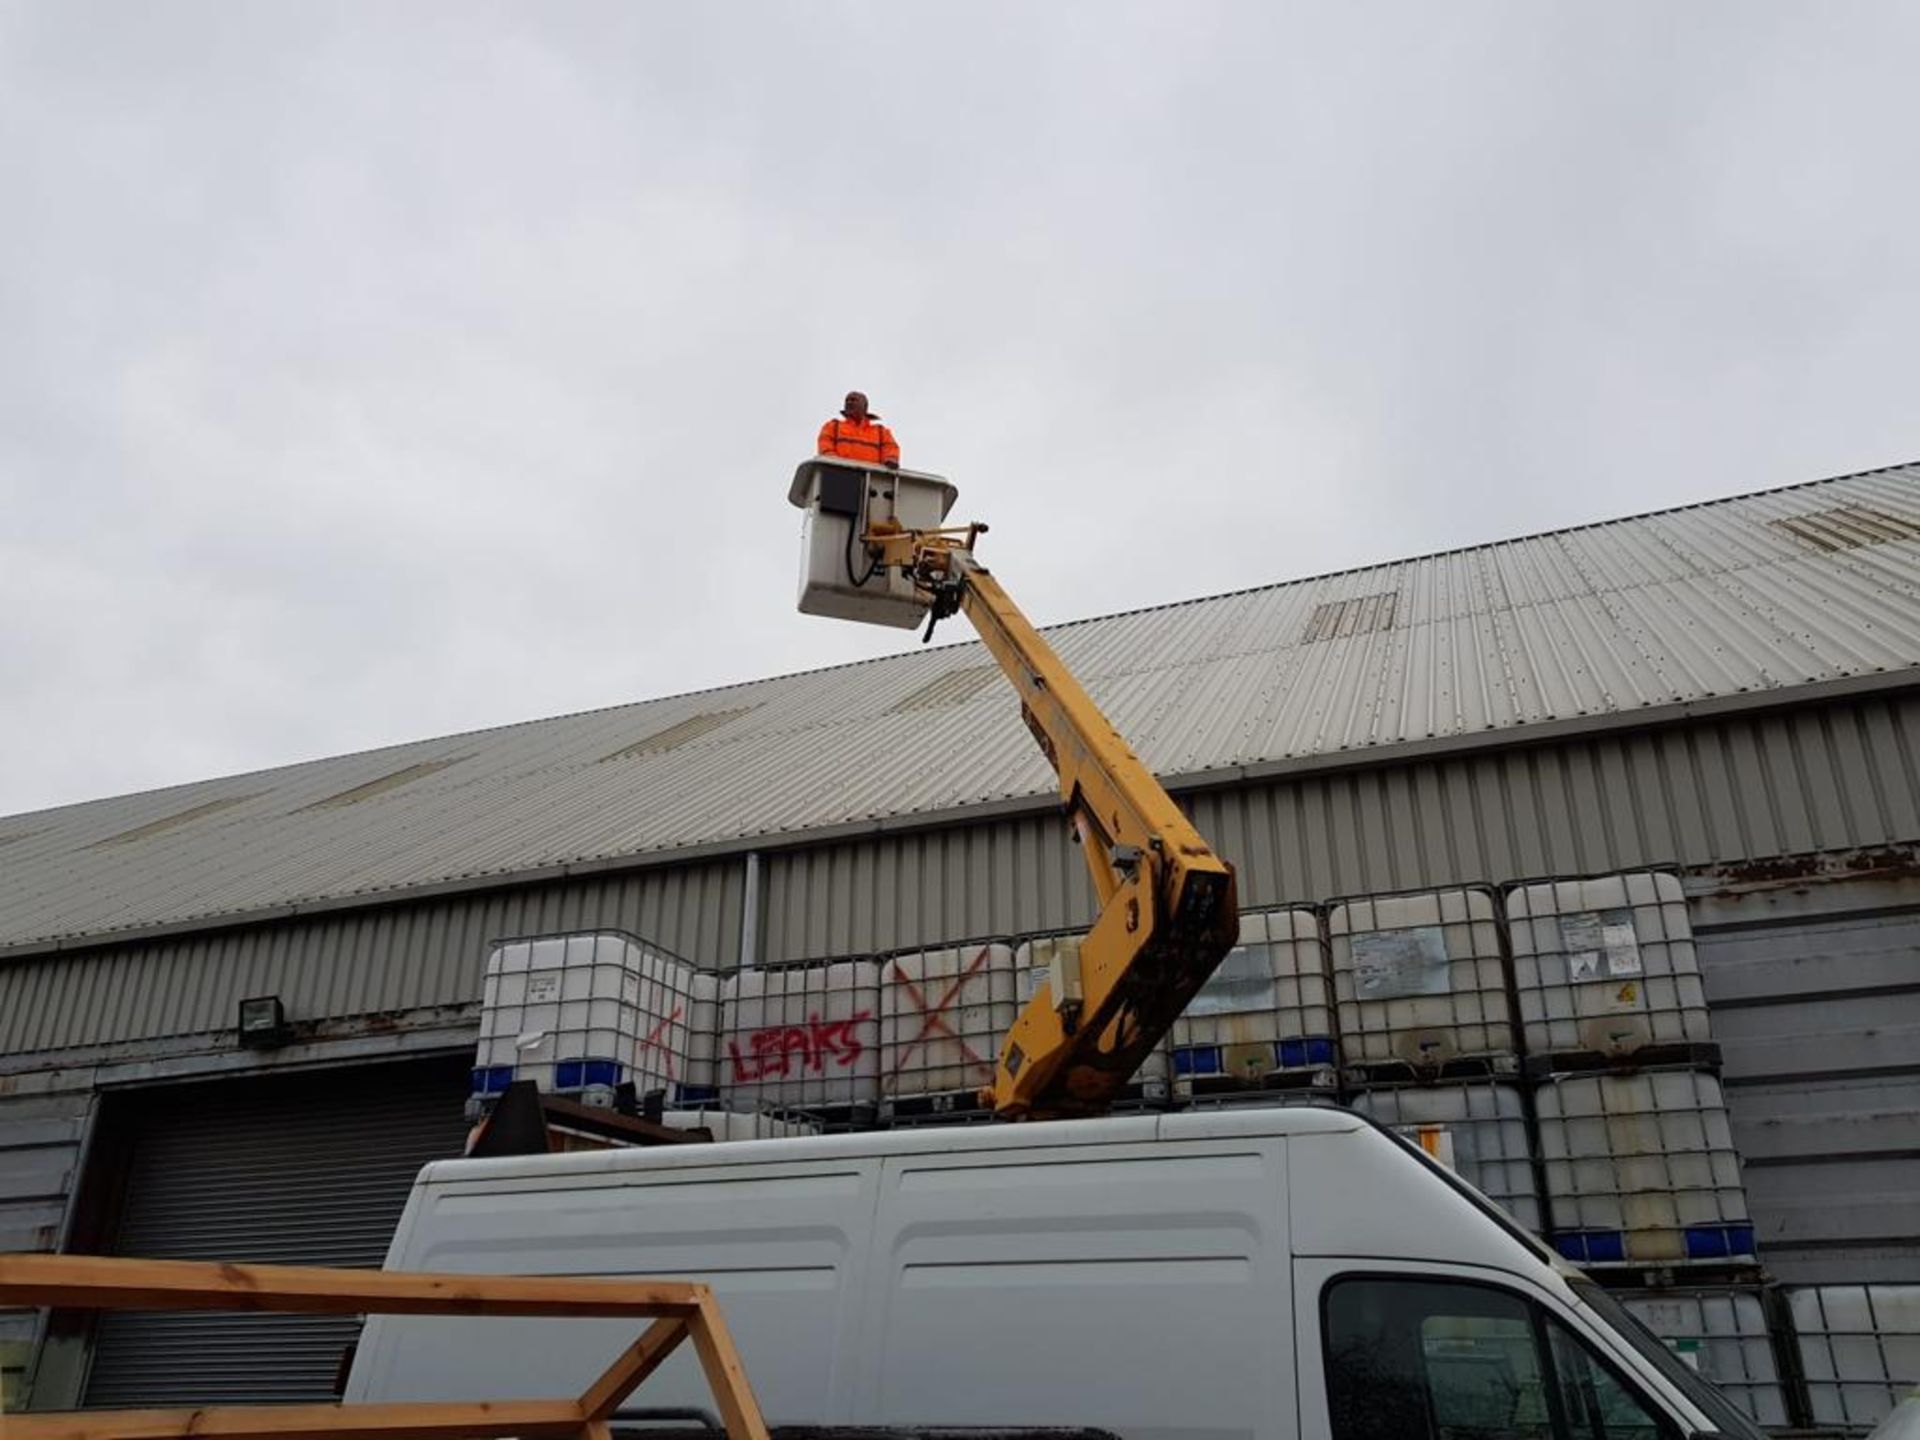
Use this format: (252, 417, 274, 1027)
(728, 1011, 871, 1083)
(638, 1004, 684, 1081)
(884, 945, 994, 1093)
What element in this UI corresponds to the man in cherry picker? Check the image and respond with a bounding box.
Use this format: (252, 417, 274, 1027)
(817, 390, 900, 469)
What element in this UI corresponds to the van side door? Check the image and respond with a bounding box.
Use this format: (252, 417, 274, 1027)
(860, 1134, 1298, 1440)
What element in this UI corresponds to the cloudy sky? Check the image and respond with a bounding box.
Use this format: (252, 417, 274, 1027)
(2, 3, 1916, 819)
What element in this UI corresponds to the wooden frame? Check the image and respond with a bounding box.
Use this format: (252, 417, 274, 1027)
(0, 1254, 770, 1440)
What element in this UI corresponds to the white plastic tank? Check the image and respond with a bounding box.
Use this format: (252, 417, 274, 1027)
(1508, 871, 1712, 1059)
(678, 970, 721, 1105)
(789, 457, 960, 628)
(1329, 888, 1515, 1076)
(1534, 1067, 1754, 1266)
(719, 960, 882, 1113)
(1170, 909, 1337, 1091)
(879, 942, 1018, 1100)
(1619, 1288, 1787, 1429)
(1792, 1286, 1920, 1433)
(473, 931, 698, 1103)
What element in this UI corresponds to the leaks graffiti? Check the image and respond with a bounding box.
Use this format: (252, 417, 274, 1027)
(727, 1012, 872, 1082)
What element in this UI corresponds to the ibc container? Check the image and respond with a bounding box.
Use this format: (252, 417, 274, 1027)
(719, 960, 881, 1113)
(1618, 1288, 1787, 1428)
(1791, 1284, 1920, 1433)
(677, 970, 721, 1105)
(1170, 909, 1336, 1092)
(1348, 1079, 1541, 1231)
(1013, 934, 1169, 1094)
(1535, 1068, 1753, 1266)
(472, 932, 698, 1102)
(879, 942, 1017, 1100)
(1508, 871, 1711, 1061)
(1329, 888, 1514, 1077)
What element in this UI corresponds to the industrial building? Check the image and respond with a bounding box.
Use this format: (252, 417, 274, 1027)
(2, 461, 1917, 1429)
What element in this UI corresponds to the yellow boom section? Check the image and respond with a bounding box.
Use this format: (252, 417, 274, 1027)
(865, 522, 1238, 1119)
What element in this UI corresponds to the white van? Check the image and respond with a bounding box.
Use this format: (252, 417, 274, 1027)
(347, 1105, 1763, 1440)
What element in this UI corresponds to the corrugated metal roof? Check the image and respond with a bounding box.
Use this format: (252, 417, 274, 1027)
(3, 463, 1918, 953)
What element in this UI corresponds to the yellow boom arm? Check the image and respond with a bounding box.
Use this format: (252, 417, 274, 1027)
(864, 519, 1239, 1120)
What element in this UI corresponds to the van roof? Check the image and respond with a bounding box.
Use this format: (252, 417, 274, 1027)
(426, 1104, 1368, 1188)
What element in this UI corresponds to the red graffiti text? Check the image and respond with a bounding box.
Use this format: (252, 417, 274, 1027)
(728, 1011, 871, 1083)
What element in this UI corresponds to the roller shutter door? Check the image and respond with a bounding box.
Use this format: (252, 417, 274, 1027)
(82, 1055, 470, 1407)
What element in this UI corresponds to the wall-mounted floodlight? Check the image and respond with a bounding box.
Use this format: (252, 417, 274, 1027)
(237, 995, 290, 1049)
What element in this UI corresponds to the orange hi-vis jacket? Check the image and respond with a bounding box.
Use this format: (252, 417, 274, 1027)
(817, 416, 900, 467)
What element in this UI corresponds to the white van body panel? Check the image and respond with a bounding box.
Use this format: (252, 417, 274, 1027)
(347, 1107, 1706, 1439)
(853, 1131, 1293, 1433)
(1288, 1124, 1542, 1271)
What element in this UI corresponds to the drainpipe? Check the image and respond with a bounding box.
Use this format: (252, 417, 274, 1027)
(738, 851, 761, 971)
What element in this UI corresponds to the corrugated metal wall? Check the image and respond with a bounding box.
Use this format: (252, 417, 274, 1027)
(0, 860, 741, 1057)
(760, 813, 1096, 961)
(0, 1080, 87, 1254)
(1691, 871, 1920, 1285)
(759, 691, 1920, 961)
(0, 1072, 92, 1408)
(0, 692, 1913, 1058)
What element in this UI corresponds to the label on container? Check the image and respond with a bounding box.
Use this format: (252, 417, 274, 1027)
(526, 975, 561, 1004)
(1560, 909, 1642, 981)
(1351, 926, 1451, 998)
(1186, 944, 1277, 1016)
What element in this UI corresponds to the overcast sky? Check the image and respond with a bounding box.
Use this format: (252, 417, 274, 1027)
(2, 2, 1916, 819)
